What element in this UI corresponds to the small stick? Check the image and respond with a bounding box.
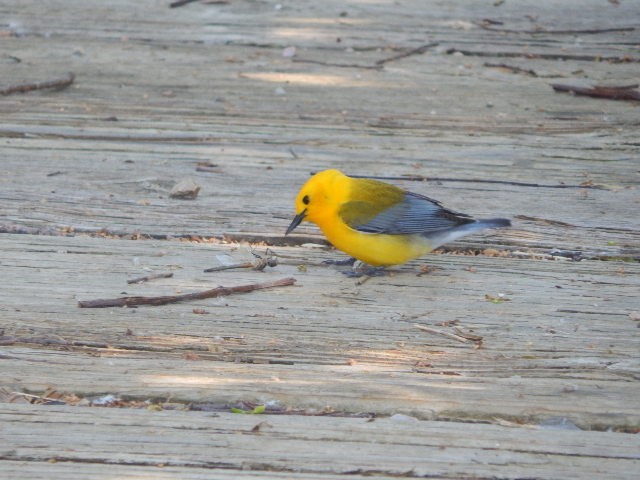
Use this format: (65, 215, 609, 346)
(484, 62, 537, 77)
(10, 392, 65, 403)
(376, 42, 439, 66)
(414, 324, 471, 344)
(78, 277, 296, 308)
(127, 272, 174, 284)
(204, 262, 253, 272)
(0, 72, 75, 96)
(551, 83, 640, 101)
(169, 0, 199, 7)
(453, 327, 483, 342)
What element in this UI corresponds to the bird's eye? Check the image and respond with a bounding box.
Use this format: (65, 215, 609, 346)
(302, 195, 310, 205)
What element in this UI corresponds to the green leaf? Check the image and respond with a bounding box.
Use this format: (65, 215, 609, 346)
(230, 405, 266, 414)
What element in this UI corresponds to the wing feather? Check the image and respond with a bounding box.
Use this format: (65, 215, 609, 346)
(340, 191, 473, 235)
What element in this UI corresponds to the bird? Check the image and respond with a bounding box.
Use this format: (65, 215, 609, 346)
(285, 169, 510, 268)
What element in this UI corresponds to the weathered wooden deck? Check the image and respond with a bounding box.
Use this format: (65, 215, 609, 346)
(1, 0, 639, 478)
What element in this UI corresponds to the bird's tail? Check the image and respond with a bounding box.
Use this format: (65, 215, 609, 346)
(474, 218, 511, 230)
(424, 218, 511, 249)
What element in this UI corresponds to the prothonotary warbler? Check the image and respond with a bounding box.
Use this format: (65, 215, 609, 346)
(285, 169, 511, 267)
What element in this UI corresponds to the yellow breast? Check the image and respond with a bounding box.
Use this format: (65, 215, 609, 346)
(318, 218, 433, 266)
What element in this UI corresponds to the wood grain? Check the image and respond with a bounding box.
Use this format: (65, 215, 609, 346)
(1, 0, 639, 478)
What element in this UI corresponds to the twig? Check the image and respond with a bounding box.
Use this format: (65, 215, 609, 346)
(169, 0, 199, 7)
(127, 272, 174, 284)
(204, 251, 277, 273)
(204, 262, 254, 272)
(0, 72, 75, 96)
(551, 83, 640, 101)
(78, 277, 296, 308)
(414, 324, 471, 344)
(484, 62, 537, 77)
(376, 42, 439, 66)
(10, 392, 66, 404)
(452, 327, 483, 342)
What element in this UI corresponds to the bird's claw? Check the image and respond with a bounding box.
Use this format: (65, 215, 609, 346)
(323, 257, 357, 266)
(341, 262, 388, 278)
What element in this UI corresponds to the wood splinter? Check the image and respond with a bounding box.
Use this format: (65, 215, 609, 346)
(127, 272, 174, 284)
(204, 262, 254, 273)
(551, 83, 640, 102)
(204, 257, 277, 272)
(414, 324, 473, 344)
(78, 277, 296, 308)
(0, 72, 75, 96)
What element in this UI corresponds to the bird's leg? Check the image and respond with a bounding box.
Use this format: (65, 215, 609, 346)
(323, 256, 357, 266)
(342, 260, 388, 278)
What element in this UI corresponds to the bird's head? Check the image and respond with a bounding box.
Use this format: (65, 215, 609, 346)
(285, 169, 346, 235)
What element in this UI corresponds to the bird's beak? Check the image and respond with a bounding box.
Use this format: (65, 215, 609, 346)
(285, 210, 307, 235)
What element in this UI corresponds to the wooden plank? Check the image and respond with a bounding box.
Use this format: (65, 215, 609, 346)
(1, 405, 639, 480)
(1, 234, 638, 430)
(1, 134, 638, 258)
(1, 1, 638, 258)
(2, 1, 639, 478)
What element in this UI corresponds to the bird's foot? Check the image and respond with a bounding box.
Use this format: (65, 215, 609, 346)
(341, 261, 388, 278)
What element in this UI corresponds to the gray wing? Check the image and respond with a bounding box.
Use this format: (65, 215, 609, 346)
(350, 191, 474, 235)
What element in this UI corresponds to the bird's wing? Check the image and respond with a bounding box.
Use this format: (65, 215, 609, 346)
(339, 191, 474, 235)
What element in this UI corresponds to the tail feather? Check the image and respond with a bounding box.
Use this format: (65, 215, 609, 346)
(423, 217, 511, 249)
(475, 218, 511, 229)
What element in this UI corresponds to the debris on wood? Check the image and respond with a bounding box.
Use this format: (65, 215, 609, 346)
(375, 42, 439, 66)
(169, 0, 199, 7)
(453, 327, 484, 342)
(204, 261, 254, 272)
(551, 83, 640, 101)
(485, 293, 511, 304)
(231, 405, 266, 414)
(169, 178, 201, 199)
(416, 265, 443, 276)
(484, 62, 538, 77)
(204, 250, 277, 272)
(8, 391, 67, 405)
(250, 420, 274, 433)
(77, 277, 296, 308)
(195, 162, 221, 173)
(203, 258, 278, 273)
(127, 272, 174, 284)
(282, 46, 297, 58)
(0, 72, 75, 95)
(414, 323, 473, 344)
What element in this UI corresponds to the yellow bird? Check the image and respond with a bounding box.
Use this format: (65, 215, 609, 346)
(285, 169, 510, 267)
